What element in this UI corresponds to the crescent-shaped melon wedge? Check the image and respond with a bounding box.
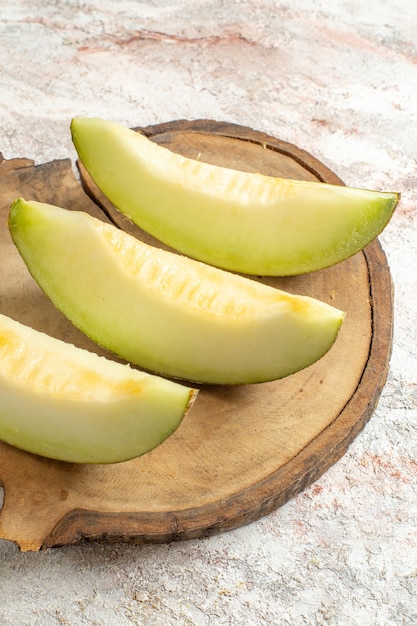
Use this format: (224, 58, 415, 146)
(71, 117, 399, 276)
(0, 313, 197, 464)
(9, 199, 344, 385)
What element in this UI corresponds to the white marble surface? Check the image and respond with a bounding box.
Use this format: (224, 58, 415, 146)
(0, 1, 416, 624)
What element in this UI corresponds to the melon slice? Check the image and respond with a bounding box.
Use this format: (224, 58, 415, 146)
(0, 313, 196, 464)
(71, 117, 399, 276)
(9, 198, 344, 385)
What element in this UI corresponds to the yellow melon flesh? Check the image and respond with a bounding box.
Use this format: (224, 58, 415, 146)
(9, 199, 344, 385)
(0, 313, 196, 464)
(71, 117, 399, 276)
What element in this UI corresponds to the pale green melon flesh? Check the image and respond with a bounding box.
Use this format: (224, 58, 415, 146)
(9, 199, 344, 385)
(0, 312, 196, 464)
(71, 117, 399, 276)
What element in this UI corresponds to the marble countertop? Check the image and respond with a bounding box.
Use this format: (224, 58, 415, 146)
(0, 1, 416, 624)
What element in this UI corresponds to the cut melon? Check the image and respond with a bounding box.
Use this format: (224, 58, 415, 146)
(0, 313, 196, 464)
(9, 198, 345, 385)
(71, 117, 399, 276)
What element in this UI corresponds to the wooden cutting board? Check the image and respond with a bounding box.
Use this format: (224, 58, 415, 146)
(0, 120, 393, 552)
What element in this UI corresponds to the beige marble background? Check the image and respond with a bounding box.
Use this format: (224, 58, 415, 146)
(0, 1, 416, 624)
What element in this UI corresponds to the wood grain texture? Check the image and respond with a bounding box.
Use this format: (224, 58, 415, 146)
(0, 121, 393, 551)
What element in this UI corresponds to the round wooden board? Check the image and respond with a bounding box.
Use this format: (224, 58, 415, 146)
(0, 121, 393, 552)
